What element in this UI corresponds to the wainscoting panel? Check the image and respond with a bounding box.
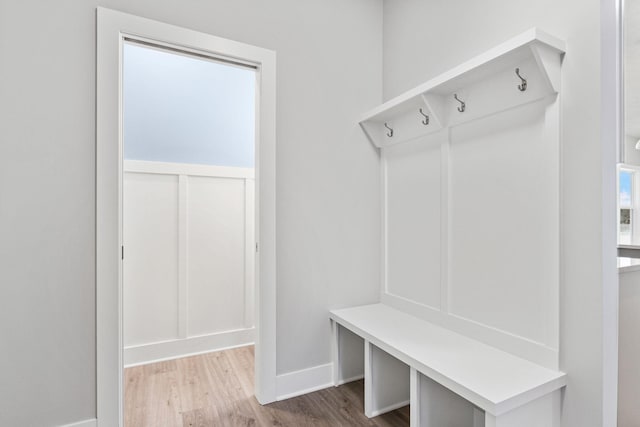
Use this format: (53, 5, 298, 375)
(385, 138, 442, 309)
(123, 172, 180, 346)
(187, 176, 247, 336)
(123, 160, 255, 366)
(381, 99, 560, 369)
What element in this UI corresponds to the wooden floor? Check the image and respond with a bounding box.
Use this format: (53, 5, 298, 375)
(125, 345, 409, 427)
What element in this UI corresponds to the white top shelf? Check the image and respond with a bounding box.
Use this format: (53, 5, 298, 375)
(330, 303, 566, 416)
(359, 28, 565, 147)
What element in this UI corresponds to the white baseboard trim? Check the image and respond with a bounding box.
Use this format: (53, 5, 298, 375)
(276, 363, 334, 401)
(59, 419, 97, 427)
(369, 400, 411, 417)
(124, 328, 254, 367)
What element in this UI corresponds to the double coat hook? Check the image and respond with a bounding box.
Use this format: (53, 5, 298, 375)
(454, 94, 466, 113)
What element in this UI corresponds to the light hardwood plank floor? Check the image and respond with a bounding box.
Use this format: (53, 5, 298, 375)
(125, 345, 410, 427)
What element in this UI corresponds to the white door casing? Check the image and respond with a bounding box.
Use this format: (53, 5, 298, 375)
(96, 8, 276, 426)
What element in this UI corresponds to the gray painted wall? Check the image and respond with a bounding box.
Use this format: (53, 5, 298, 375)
(382, 0, 617, 425)
(0, 0, 382, 425)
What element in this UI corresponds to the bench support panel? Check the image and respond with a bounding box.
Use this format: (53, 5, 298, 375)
(411, 367, 484, 427)
(364, 340, 410, 418)
(331, 320, 365, 386)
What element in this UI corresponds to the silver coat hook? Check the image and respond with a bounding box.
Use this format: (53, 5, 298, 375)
(384, 122, 394, 137)
(419, 108, 429, 125)
(454, 94, 465, 112)
(515, 68, 527, 91)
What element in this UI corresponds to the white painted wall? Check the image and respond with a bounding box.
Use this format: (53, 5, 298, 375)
(123, 161, 255, 366)
(0, 1, 382, 425)
(382, 0, 617, 426)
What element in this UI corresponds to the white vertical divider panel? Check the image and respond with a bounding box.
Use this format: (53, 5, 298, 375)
(381, 153, 389, 300)
(330, 322, 365, 387)
(178, 174, 189, 339)
(339, 327, 365, 383)
(364, 342, 410, 418)
(440, 135, 450, 314)
(331, 320, 341, 385)
(340, 325, 365, 384)
(543, 96, 560, 354)
(410, 367, 421, 427)
(363, 340, 373, 417)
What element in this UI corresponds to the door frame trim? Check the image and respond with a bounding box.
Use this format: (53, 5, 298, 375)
(96, 7, 277, 425)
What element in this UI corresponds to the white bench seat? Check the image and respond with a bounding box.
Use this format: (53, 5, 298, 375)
(330, 303, 567, 427)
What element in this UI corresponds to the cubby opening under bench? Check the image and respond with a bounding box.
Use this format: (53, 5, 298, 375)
(330, 304, 566, 427)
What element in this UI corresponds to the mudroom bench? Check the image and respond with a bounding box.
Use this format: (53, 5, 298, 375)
(330, 304, 567, 427)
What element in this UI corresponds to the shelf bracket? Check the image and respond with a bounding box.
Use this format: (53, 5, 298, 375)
(422, 93, 447, 128)
(530, 42, 562, 94)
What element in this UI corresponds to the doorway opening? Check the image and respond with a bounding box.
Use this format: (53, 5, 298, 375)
(97, 8, 276, 426)
(122, 40, 257, 368)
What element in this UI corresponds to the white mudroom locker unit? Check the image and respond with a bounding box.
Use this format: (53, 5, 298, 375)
(330, 28, 567, 427)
